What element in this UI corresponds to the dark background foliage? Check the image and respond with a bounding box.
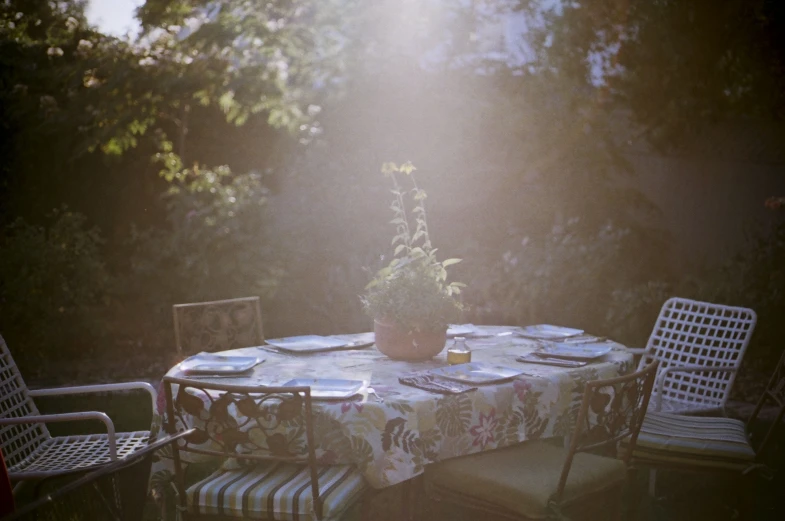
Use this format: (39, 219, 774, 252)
(0, 0, 783, 389)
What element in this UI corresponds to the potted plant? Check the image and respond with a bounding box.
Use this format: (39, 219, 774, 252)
(362, 161, 465, 361)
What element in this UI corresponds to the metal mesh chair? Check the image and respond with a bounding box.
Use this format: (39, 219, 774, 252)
(635, 297, 756, 414)
(425, 361, 659, 521)
(172, 297, 264, 356)
(2, 429, 194, 521)
(0, 334, 155, 486)
(625, 349, 785, 498)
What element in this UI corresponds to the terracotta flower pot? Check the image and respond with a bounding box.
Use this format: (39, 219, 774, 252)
(374, 319, 447, 362)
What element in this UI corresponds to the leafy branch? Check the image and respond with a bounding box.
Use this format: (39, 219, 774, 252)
(362, 162, 466, 332)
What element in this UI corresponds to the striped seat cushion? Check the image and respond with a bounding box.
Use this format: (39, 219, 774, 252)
(186, 462, 367, 521)
(623, 412, 755, 470)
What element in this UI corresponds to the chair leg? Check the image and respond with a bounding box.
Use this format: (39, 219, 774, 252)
(625, 468, 640, 521)
(647, 469, 657, 497)
(359, 490, 376, 521)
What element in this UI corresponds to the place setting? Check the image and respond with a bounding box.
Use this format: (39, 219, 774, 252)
(513, 324, 615, 368)
(259, 332, 375, 355)
(175, 352, 266, 380)
(399, 361, 529, 394)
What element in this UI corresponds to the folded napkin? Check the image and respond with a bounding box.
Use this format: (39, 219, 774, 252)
(398, 372, 477, 394)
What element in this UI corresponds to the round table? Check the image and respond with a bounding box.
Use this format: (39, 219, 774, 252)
(154, 326, 634, 489)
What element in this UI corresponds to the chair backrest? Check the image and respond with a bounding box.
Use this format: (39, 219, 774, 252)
(637, 297, 756, 411)
(555, 360, 659, 502)
(747, 349, 785, 461)
(172, 296, 264, 355)
(163, 377, 323, 518)
(0, 334, 50, 471)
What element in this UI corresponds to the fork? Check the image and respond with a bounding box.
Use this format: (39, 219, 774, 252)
(415, 376, 455, 392)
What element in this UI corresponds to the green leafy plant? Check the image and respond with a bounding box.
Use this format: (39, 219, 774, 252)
(0, 207, 112, 371)
(362, 161, 465, 332)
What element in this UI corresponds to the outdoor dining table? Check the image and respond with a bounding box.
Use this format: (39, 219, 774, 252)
(153, 326, 635, 490)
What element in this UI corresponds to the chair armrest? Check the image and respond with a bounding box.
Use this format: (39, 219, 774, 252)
(0, 412, 118, 459)
(655, 365, 738, 411)
(29, 382, 157, 415)
(5, 429, 197, 521)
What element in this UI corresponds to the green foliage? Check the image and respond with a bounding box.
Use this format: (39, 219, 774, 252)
(120, 163, 283, 345)
(0, 208, 111, 367)
(468, 219, 660, 339)
(518, 0, 785, 147)
(362, 162, 464, 332)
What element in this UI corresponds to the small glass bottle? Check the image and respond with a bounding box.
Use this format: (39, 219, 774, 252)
(447, 337, 472, 365)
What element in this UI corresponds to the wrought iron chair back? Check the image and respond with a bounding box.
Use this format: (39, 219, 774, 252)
(638, 297, 756, 412)
(0, 335, 50, 472)
(163, 377, 322, 518)
(747, 349, 785, 461)
(555, 360, 659, 502)
(172, 297, 264, 355)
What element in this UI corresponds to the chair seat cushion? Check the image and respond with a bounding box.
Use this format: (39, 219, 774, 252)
(186, 462, 367, 521)
(651, 396, 723, 415)
(425, 440, 627, 519)
(625, 412, 755, 470)
(8, 431, 151, 479)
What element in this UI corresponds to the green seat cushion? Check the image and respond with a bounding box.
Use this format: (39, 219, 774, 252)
(186, 462, 367, 521)
(624, 412, 755, 470)
(425, 440, 627, 519)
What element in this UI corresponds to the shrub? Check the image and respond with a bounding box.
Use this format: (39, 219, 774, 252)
(467, 219, 641, 334)
(118, 165, 283, 350)
(0, 208, 111, 369)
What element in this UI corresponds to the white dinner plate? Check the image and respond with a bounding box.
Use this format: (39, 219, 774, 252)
(538, 342, 613, 361)
(266, 335, 350, 353)
(179, 353, 264, 375)
(282, 378, 366, 400)
(517, 324, 584, 340)
(428, 362, 526, 385)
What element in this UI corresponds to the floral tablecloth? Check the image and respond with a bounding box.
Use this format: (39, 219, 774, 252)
(152, 326, 634, 489)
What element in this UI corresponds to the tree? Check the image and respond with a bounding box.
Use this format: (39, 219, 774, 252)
(516, 0, 785, 148)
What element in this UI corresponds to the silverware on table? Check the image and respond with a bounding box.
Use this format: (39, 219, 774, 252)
(183, 374, 256, 379)
(367, 387, 384, 403)
(257, 345, 296, 356)
(559, 335, 608, 344)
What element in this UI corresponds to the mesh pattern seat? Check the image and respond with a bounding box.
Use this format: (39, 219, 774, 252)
(0, 333, 155, 482)
(638, 297, 756, 414)
(8, 431, 151, 478)
(173, 297, 264, 355)
(5, 430, 193, 521)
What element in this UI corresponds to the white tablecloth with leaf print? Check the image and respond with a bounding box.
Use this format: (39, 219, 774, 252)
(153, 326, 634, 489)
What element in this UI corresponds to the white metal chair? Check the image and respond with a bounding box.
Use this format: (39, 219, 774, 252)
(632, 297, 756, 415)
(3, 429, 196, 521)
(172, 296, 264, 356)
(0, 333, 156, 489)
